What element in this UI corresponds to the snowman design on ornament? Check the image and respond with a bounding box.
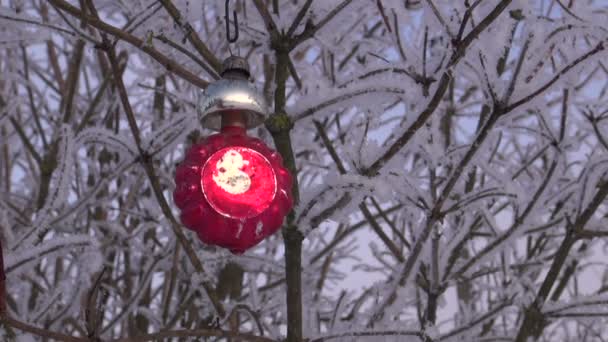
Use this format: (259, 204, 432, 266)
(213, 149, 251, 195)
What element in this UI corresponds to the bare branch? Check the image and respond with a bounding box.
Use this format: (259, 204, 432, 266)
(1, 316, 87, 342)
(291, 0, 355, 48)
(507, 42, 605, 112)
(424, 0, 453, 38)
(157, 0, 222, 75)
(48, 0, 210, 88)
(104, 44, 224, 317)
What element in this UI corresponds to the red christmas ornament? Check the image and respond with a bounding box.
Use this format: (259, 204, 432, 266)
(173, 57, 293, 254)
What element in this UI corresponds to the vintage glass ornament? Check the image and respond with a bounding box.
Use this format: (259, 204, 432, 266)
(173, 57, 293, 254)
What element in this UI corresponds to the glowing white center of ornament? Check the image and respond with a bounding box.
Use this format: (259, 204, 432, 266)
(213, 149, 251, 195)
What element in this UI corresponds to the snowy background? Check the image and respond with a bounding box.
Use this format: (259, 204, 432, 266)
(2, 0, 608, 341)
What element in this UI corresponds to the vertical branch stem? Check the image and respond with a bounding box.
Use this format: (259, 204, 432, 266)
(267, 49, 303, 341)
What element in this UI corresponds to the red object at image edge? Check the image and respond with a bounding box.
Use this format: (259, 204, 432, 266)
(173, 126, 293, 254)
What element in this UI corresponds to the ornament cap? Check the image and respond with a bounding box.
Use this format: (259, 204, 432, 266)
(199, 57, 268, 131)
(221, 56, 250, 78)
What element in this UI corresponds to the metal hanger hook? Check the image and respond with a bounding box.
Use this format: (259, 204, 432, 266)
(225, 0, 239, 43)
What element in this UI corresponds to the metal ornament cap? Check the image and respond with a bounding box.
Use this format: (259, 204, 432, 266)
(198, 57, 268, 131)
(173, 126, 293, 254)
(221, 56, 250, 77)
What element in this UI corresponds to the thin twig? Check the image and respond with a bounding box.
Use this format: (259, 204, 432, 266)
(291, 0, 355, 48)
(424, 0, 453, 38)
(287, 0, 313, 37)
(507, 42, 604, 112)
(104, 44, 225, 317)
(157, 0, 222, 74)
(48, 0, 210, 88)
(1, 316, 87, 342)
(112, 328, 275, 342)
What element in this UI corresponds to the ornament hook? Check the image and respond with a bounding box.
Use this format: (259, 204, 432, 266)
(225, 0, 239, 43)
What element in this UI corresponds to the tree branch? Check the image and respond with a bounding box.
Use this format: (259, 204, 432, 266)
(104, 44, 224, 317)
(48, 0, 209, 88)
(514, 179, 608, 341)
(157, 0, 222, 75)
(113, 328, 275, 342)
(506, 42, 604, 112)
(291, 0, 355, 48)
(1, 316, 86, 342)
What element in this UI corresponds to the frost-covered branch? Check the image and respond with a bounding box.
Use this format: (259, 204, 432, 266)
(103, 44, 224, 317)
(48, 0, 210, 88)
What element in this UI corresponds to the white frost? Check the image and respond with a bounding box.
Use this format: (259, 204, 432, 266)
(255, 221, 264, 237)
